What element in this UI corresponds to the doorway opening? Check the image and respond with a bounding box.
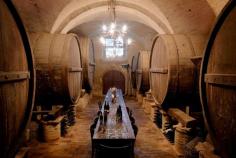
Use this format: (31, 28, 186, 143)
(102, 70, 125, 94)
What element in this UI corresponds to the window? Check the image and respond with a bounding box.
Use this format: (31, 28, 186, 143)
(104, 38, 124, 58)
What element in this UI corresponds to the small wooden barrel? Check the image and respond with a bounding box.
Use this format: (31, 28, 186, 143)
(200, 1, 236, 158)
(31, 33, 82, 106)
(136, 51, 150, 93)
(78, 36, 95, 92)
(0, 1, 35, 157)
(150, 34, 201, 108)
(130, 55, 138, 89)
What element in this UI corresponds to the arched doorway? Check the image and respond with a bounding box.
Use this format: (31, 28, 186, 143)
(102, 70, 125, 94)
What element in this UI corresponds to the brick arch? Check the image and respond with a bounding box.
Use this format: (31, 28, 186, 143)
(50, 1, 171, 34)
(102, 70, 125, 94)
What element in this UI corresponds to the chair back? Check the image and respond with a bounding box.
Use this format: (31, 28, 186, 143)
(98, 101, 102, 110)
(95, 142, 133, 158)
(130, 116, 135, 124)
(126, 107, 133, 117)
(94, 117, 99, 124)
(132, 124, 138, 137)
(90, 123, 96, 138)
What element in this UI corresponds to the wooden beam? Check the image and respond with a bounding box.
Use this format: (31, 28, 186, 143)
(204, 73, 236, 87)
(0, 71, 30, 82)
(190, 55, 202, 65)
(32, 110, 51, 114)
(68, 67, 83, 72)
(167, 108, 196, 127)
(149, 68, 168, 74)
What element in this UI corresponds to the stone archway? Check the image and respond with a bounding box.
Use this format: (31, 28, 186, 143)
(102, 70, 125, 94)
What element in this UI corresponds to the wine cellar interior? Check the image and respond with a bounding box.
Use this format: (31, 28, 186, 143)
(0, 0, 236, 158)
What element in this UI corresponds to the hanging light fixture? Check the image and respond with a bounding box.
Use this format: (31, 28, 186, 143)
(100, 0, 132, 46)
(127, 38, 132, 45)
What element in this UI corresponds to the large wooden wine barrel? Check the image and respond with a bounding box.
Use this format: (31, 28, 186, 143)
(130, 55, 138, 89)
(200, 1, 236, 158)
(0, 1, 35, 158)
(78, 36, 95, 92)
(136, 51, 150, 93)
(150, 34, 200, 108)
(31, 33, 82, 106)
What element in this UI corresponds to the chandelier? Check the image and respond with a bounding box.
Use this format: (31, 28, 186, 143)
(100, 0, 132, 46)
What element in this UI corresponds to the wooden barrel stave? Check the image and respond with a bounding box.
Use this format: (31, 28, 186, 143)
(0, 1, 35, 157)
(200, 1, 236, 158)
(31, 33, 82, 106)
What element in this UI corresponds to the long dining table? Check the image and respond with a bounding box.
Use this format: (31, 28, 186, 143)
(92, 89, 135, 157)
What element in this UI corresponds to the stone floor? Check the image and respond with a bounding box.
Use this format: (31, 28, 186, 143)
(27, 97, 177, 158)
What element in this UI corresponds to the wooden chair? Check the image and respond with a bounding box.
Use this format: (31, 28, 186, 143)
(97, 111, 102, 116)
(126, 107, 133, 117)
(90, 123, 97, 138)
(98, 101, 102, 110)
(93, 117, 99, 125)
(132, 124, 138, 137)
(95, 142, 134, 158)
(90, 123, 97, 158)
(130, 116, 135, 125)
(131, 124, 138, 156)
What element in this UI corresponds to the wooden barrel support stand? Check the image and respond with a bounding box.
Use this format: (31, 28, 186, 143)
(0, 1, 35, 157)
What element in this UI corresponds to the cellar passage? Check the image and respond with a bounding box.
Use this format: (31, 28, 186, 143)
(0, 1, 235, 158)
